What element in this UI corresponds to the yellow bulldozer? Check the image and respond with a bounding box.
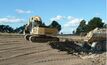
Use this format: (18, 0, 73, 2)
(24, 16, 59, 42)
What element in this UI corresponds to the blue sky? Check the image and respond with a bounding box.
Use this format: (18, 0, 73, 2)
(0, 0, 106, 33)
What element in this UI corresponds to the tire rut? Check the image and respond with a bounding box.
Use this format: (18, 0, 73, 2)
(0, 48, 52, 61)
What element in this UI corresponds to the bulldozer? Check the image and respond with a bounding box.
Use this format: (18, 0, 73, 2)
(83, 28, 106, 52)
(24, 16, 59, 42)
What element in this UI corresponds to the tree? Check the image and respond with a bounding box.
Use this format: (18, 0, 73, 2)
(75, 17, 105, 35)
(87, 17, 104, 31)
(49, 20, 61, 31)
(39, 22, 47, 27)
(103, 24, 107, 28)
(14, 25, 26, 33)
(76, 20, 87, 34)
(72, 30, 75, 34)
(0, 25, 14, 33)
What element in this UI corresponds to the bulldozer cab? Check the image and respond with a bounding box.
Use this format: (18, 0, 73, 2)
(30, 16, 42, 27)
(26, 16, 42, 34)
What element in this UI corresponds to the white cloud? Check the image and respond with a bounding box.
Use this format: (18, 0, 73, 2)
(64, 16, 83, 27)
(67, 16, 75, 20)
(95, 13, 100, 17)
(60, 16, 83, 34)
(0, 17, 25, 23)
(50, 15, 83, 34)
(16, 9, 32, 14)
(102, 20, 107, 23)
(50, 15, 65, 21)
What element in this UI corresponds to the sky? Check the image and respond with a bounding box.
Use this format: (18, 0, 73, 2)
(0, 0, 106, 34)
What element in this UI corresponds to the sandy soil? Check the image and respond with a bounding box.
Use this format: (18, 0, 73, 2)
(0, 34, 106, 65)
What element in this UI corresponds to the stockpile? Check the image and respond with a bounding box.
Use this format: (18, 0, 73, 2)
(48, 41, 91, 55)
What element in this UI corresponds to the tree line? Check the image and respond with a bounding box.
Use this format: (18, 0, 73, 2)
(0, 20, 61, 34)
(0, 24, 26, 33)
(0, 17, 106, 34)
(74, 17, 106, 35)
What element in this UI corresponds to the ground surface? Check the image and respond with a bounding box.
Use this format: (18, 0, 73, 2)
(0, 34, 106, 65)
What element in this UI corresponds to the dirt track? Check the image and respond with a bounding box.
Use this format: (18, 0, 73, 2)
(0, 34, 106, 65)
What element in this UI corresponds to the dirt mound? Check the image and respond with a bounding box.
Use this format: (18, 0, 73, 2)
(49, 41, 106, 55)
